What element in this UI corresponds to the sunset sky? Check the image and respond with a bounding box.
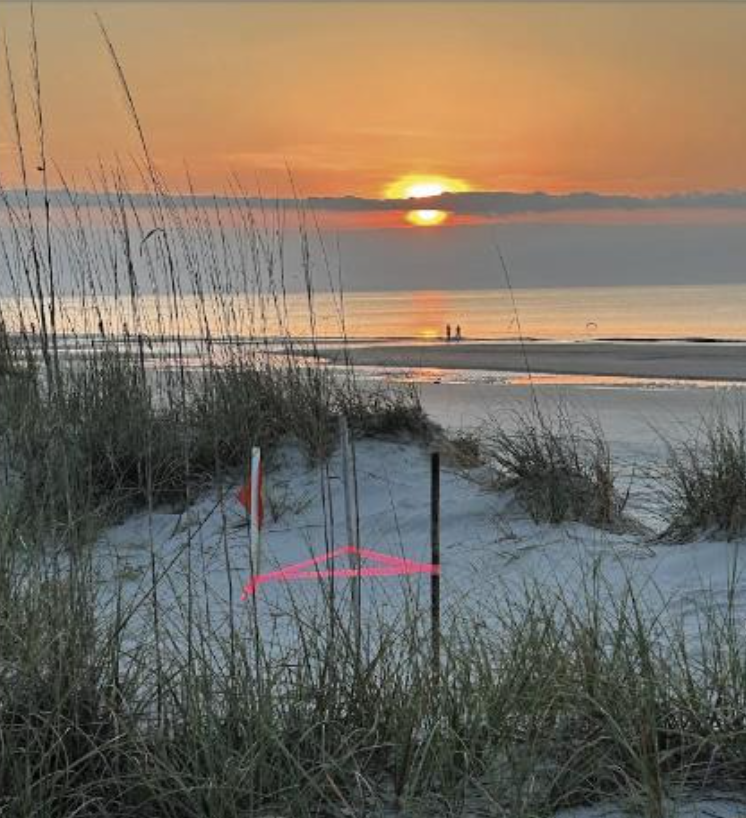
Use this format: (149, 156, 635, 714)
(3, 2, 746, 291)
(2, 2, 746, 202)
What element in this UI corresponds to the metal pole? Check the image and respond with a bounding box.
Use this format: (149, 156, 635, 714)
(245, 446, 264, 693)
(431, 451, 441, 682)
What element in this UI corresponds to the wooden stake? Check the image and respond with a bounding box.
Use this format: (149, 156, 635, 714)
(431, 451, 441, 681)
(340, 416, 361, 654)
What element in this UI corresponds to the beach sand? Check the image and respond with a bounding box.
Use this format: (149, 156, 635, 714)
(326, 341, 746, 382)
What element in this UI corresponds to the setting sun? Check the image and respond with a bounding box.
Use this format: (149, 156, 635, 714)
(406, 209, 449, 227)
(383, 175, 471, 200)
(383, 175, 471, 227)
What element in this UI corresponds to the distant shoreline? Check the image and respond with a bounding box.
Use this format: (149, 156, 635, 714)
(321, 341, 746, 382)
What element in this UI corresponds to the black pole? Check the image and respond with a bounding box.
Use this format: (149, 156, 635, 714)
(431, 451, 441, 681)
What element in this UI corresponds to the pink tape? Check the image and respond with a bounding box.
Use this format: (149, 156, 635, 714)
(241, 545, 440, 600)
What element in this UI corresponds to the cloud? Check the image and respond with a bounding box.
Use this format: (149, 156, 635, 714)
(7, 187, 746, 217)
(304, 190, 746, 215)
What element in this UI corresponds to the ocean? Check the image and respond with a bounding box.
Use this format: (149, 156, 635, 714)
(3, 283, 746, 345)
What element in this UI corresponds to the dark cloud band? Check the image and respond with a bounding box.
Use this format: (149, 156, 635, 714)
(6, 188, 746, 216)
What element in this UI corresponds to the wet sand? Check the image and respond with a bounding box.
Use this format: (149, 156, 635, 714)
(325, 341, 746, 382)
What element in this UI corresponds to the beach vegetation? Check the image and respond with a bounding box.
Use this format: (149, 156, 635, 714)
(482, 406, 629, 528)
(659, 406, 746, 541)
(1, 534, 745, 817)
(0, 342, 427, 539)
(442, 428, 485, 469)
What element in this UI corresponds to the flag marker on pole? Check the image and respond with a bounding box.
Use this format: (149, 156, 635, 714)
(237, 462, 264, 528)
(238, 447, 264, 580)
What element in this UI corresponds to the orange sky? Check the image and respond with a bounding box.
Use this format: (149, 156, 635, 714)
(2, 1, 746, 203)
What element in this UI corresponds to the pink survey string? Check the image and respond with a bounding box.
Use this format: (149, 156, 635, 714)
(241, 545, 440, 600)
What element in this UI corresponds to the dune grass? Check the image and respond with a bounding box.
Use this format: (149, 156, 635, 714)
(1, 527, 746, 818)
(659, 406, 746, 541)
(481, 406, 629, 529)
(0, 344, 428, 541)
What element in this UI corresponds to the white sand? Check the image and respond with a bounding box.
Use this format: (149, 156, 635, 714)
(99, 433, 746, 650)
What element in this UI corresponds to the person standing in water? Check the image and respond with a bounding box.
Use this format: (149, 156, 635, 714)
(455, 324, 462, 341)
(446, 324, 452, 342)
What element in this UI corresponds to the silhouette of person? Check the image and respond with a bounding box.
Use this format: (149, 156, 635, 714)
(446, 323, 452, 342)
(455, 324, 462, 341)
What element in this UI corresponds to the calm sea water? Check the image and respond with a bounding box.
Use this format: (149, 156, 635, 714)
(4, 283, 746, 343)
(336, 284, 746, 342)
